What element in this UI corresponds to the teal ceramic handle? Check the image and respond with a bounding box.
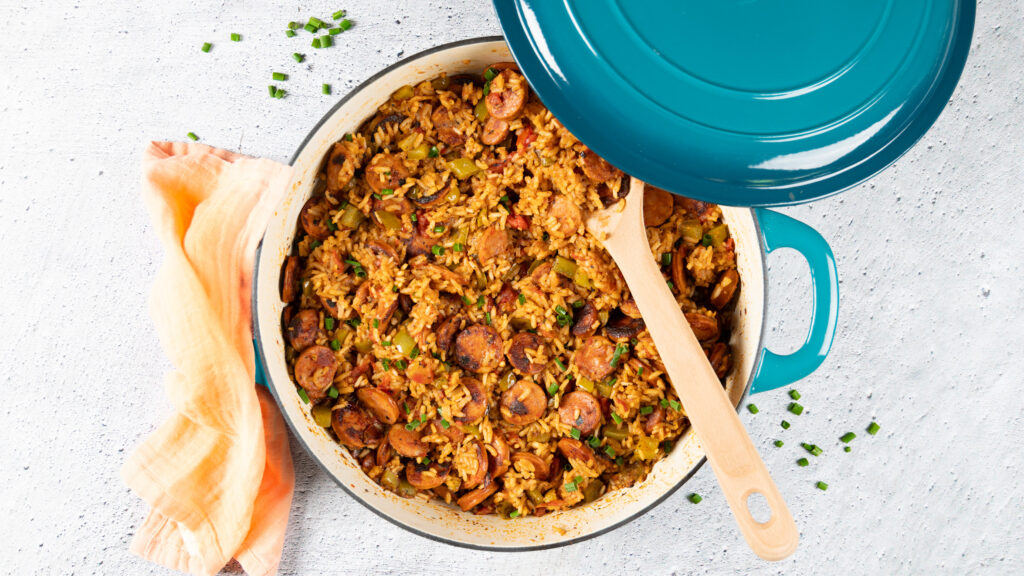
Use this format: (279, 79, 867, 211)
(253, 338, 268, 388)
(749, 209, 839, 394)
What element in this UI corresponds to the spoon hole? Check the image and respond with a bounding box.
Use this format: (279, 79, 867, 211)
(746, 491, 772, 524)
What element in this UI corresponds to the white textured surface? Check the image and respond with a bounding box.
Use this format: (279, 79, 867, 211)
(1, 1, 1022, 574)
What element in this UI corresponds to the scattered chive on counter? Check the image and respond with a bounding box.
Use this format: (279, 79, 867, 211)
(285, 30, 296, 37)
(201, 42, 212, 53)
(789, 389, 801, 400)
(797, 457, 809, 467)
(186, 132, 199, 141)
(747, 403, 759, 414)
(867, 421, 881, 435)
(801, 443, 823, 457)
(774, 440, 784, 447)
(844, 446, 852, 453)
(230, 33, 241, 41)
(781, 420, 791, 429)
(272, 72, 288, 81)
(688, 493, 702, 504)
(322, 83, 331, 95)
(788, 402, 804, 415)
(333, 9, 347, 20)
(293, 53, 304, 62)
(840, 432, 857, 443)
(340, 18, 353, 30)
(816, 481, 829, 491)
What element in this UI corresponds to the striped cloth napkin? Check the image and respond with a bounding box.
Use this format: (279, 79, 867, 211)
(122, 141, 295, 576)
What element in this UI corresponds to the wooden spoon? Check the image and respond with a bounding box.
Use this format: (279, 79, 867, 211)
(586, 178, 799, 560)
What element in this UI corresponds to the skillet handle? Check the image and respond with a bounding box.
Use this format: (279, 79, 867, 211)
(253, 338, 268, 388)
(749, 209, 839, 394)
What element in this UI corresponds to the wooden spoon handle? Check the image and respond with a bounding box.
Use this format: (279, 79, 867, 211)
(607, 212, 799, 560)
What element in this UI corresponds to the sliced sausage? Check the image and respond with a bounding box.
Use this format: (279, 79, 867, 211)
(356, 387, 400, 425)
(511, 452, 550, 480)
(620, 295, 642, 319)
(481, 117, 510, 146)
(331, 404, 382, 449)
(506, 332, 546, 375)
(488, 434, 511, 478)
(643, 185, 674, 227)
(406, 461, 451, 491)
(685, 312, 720, 342)
(326, 141, 358, 191)
(431, 104, 466, 148)
(579, 147, 622, 183)
(558, 391, 601, 436)
(319, 295, 341, 319)
(299, 196, 332, 240)
(547, 194, 582, 238)
(435, 315, 464, 354)
(573, 336, 617, 381)
(454, 324, 504, 373)
(671, 242, 690, 294)
(710, 269, 740, 310)
(475, 226, 511, 263)
(500, 380, 547, 426)
(485, 69, 528, 120)
(571, 301, 600, 337)
(461, 440, 489, 490)
(286, 309, 319, 351)
(708, 342, 732, 379)
(556, 437, 595, 463)
(376, 442, 392, 468)
(388, 425, 429, 458)
(455, 377, 488, 423)
(281, 255, 301, 302)
(456, 478, 498, 512)
(366, 153, 410, 194)
(294, 345, 339, 399)
(644, 406, 665, 435)
(604, 313, 645, 342)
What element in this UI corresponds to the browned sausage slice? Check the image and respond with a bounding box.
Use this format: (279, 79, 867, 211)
(481, 116, 509, 146)
(431, 104, 466, 148)
(506, 332, 546, 375)
(707, 342, 732, 379)
(331, 404, 382, 449)
(511, 452, 550, 480)
(547, 194, 582, 239)
(573, 336, 617, 381)
(643, 185, 674, 227)
(326, 141, 358, 191)
(299, 196, 332, 240)
(388, 425, 429, 458)
(281, 255, 301, 303)
(710, 269, 740, 310)
(294, 345, 339, 399)
(455, 377, 488, 423)
(366, 153, 410, 194)
(454, 324, 504, 373)
(435, 315, 464, 354)
(488, 434, 511, 478)
(356, 387, 400, 425)
(456, 478, 498, 512)
(579, 147, 622, 183)
(406, 461, 451, 490)
(685, 312, 720, 342)
(376, 441, 393, 468)
(671, 242, 690, 294)
(604, 313, 645, 342)
(558, 391, 601, 435)
(556, 437, 595, 463)
(571, 301, 600, 337)
(461, 440, 489, 490)
(286, 308, 319, 351)
(500, 380, 547, 426)
(485, 69, 528, 120)
(475, 226, 511, 263)
(620, 295, 642, 319)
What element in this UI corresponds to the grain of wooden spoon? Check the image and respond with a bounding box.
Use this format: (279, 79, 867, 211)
(586, 178, 799, 560)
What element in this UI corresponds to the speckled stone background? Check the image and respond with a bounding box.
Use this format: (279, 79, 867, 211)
(1, 1, 1022, 574)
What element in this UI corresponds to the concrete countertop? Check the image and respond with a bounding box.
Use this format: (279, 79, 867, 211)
(1, 1, 1021, 574)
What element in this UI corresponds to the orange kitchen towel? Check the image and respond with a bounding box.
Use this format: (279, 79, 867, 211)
(122, 141, 295, 576)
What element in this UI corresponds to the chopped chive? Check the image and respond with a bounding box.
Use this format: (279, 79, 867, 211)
(781, 420, 791, 429)
(381, 188, 395, 196)
(320, 35, 333, 48)
(293, 53, 305, 63)
(553, 358, 566, 372)
(382, 340, 391, 347)
(547, 383, 559, 396)
(666, 280, 675, 291)
(395, 360, 407, 370)
(372, 319, 379, 328)
(661, 252, 672, 266)
(343, 133, 353, 142)
(201, 42, 212, 53)
(329, 339, 340, 351)
(788, 402, 804, 415)
(428, 145, 439, 158)
(285, 30, 296, 37)
(801, 443, 823, 457)
(309, 239, 321, 249)
(230, 33, 241, 42)
(332, 9, 347, 20)
(609, 342, 628, 368)
(339, 18, 353, 30)
(636, 366, 643, 377)
(391, 285, 399, 293)
(453, 243, 464, 252)
(329, 27, 342, 36)
(499, 194, 510, 204)
(816, 481, 829, 491)
(272, 72, 287, 81)
(867, 421, 881, 435)
(275, 88, 286, 99)
(324, 317, 335, 331)
(308, 17, 324, 28)
(797, 457, 809, 467)
(433, 224, 445, 233)
(382, 358, 390, 370)
(312, 37, 321, 48)
(508, 510, 521, 518)
(440, 418, 450, 429)
(774, 440, 784, 447)
(431, 245, 443, 256)
(304, 22, 318, 33)
(518, 293, 526, 304)
(789, 389, 801, 400)
(410, 213, 418, 223)
(485, 312, 492, 325)
(409, 346, 420, 360)
(615, 456, 625, 466)
(688, 493, 702, 504)
(611, 413, 623, 425)
(604, 445, 616, 458)
(288, 21, 300, 30)
(587, 436, 600, 448)
(328, 386, 339, 399)
(322, 83, 331, 94)
(747, 403, 759, 414)
(840, 432, 857, 443)
(844, 446, 852, 453)
(297, 388, 310, 403)
(404, 402, 411, 414)
(701, 233, 713, 247)
(606, 377, 617, 387)
(482, 81, 491, 97)
(564, 481, 578, 493)
(268, 85, 277, 97)
(640, 406, 653, 415)
(571, 300, 584, 309)
(405, 420, 420, 431)
(186, 132, 199, 141)
(484, 67, 498, 81)
(659, 399, 669, 408)
(668, 400, 681, 412)
(347, 317, 361, 327)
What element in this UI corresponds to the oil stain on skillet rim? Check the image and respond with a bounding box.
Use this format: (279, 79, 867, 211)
(255, 36, 769, 551)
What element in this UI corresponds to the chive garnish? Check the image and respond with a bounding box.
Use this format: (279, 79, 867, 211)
(339, 19, 353, 30)
(789, 389, 801, 400)
(788, 402, 804, 415)
(186, 132, 199, 141)
(816, 481, 829, 491)
(324, 317, 335, 330)
(230, 33, 241, 42)
(611, 413, 623, 425)
(547, 383, 559, 396)
(867, 421, 880, 435)
(297, 388, 310, 403)
(293, 53, 304, 62)
(329, 339, 340, 351)
(272, 72, 287, 81)
(688, 493, 702, 504)
(840, 432, 856, 443)
(781, 420, 791, 429)
(322, 83, 331, 95)
(797, 458, 809, 467)
(639, 406, 653, 415)
(747, 403, 759, 414)
(774, 440, 784, 447)
(328, 386, 339, 399)
(332, 10, 346, 20)
(201, 42, 211, 53)
(518, 293, 526, 304)
(609, 342, 627, 368)
(553, 358, 566, 372)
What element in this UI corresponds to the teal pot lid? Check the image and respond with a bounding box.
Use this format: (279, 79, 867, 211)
(493, 0, 974, 206)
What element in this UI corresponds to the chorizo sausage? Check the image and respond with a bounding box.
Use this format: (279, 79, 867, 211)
(511, 452, 550, 480)
(293, 345, 339, 400)
(331, 404, 382, 449)
(460, 440, 489, 490)
(558, 391, 601, 436)
(684, 312, 720, 342)
(603, 313, 645, 342)
(572, 336, 617, 381)
(556, 437, 595, 463)
(500, 379, 547, 426)
(356, 386, 400, 425)
(485, 69, 528, 120)
(488, 434, 511, 478)
(299, 196, 332, 241)
(571, 301, 600, 337)
(454, 324, 504, 373)
(456, 478, 498, 512)
(286, 308, 319, 351)
(406, 461, 451, 490)
(475, 226, 511, 263)
(481, 116, 509, 146)
(388, 425, 429, 458)
(365, 153, 410, 194)
(431, 104, 466, 148)
(579, 147, 622, 183)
